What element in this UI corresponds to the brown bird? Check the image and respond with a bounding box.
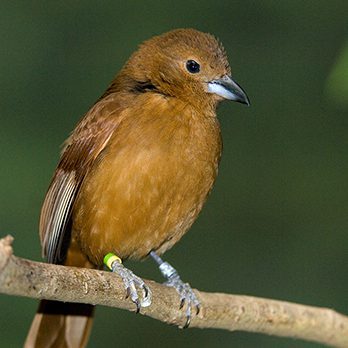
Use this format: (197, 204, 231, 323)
(25, 28, 249, 348)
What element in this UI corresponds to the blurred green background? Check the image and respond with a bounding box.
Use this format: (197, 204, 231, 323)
(1, 1, 347, 347)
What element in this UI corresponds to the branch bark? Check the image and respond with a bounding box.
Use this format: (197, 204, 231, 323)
(0, 235, 347, 347)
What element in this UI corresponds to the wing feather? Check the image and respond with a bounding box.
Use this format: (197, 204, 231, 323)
(40, 99, 123, 264)
(41, 171, 77, 263)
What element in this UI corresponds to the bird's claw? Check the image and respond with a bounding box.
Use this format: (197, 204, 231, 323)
(150, 253, 200, 327)
(111, 261, 152, 310)
(165, 275, 200, 328)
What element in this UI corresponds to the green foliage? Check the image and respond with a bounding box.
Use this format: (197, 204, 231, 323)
(327, 40, 348, 107)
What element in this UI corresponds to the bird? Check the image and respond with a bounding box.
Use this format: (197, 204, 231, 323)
(25, 28, 249, 348)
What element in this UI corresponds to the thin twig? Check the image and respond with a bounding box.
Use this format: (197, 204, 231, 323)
(0, 235, 347, 347)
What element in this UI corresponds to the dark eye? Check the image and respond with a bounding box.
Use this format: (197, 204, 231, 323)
(186, 60, 200, 74)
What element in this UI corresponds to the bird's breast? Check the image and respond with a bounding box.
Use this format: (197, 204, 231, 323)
(73, 96, 222, 265)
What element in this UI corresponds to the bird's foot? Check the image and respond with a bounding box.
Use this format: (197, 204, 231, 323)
(164, 270, 200, 328)
(150, 251, 200, 328)
(104, 253, 152, 312)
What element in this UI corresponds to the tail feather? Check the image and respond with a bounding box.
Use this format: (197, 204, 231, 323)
(24, 300, 94, 348)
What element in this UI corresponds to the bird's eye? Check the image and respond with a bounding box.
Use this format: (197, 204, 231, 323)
(186, 60, 200, 74)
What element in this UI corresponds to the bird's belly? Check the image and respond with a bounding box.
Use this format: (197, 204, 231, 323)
(72, 145, 218, 265)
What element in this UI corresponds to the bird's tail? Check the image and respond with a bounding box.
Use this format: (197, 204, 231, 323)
(24, 300, 94, 348)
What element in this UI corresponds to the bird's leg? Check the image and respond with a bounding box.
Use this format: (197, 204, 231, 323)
(104, 253, 152, 312)
(150, 251, 200, 328)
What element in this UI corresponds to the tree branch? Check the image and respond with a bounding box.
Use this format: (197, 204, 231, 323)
(0, 235, 347, 347)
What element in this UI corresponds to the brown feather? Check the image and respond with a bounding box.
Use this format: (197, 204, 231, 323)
(24, 301, 94, 348)
(27, 28, 247, 348)
(73, 93, 222, 264)
(40, 96, 125, 263)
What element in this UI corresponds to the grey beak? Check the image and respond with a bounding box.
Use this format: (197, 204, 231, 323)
(207, 75, 250, 106)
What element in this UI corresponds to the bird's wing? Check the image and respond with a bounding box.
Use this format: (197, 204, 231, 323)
(40, 100, 122, 264)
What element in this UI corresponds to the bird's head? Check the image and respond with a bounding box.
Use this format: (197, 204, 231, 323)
(118, 28, 250, 109)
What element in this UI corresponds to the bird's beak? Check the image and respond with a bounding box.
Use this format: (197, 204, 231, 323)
(207, 75, 250, 106)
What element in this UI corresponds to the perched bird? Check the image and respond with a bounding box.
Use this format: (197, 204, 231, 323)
(25, 28, 249, 348)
